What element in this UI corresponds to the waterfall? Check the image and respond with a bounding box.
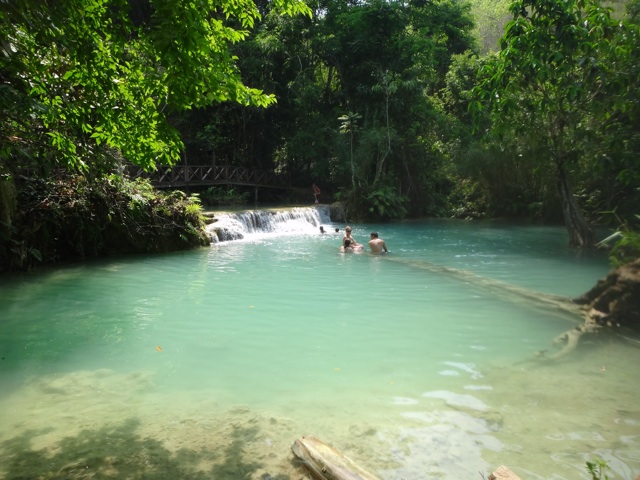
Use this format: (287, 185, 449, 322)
(207, 206, 334, 243)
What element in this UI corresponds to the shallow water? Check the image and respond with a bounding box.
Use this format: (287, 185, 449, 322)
(0, 208, 638, 480)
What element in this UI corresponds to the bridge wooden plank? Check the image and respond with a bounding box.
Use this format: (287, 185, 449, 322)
(126, 164, 289, 189)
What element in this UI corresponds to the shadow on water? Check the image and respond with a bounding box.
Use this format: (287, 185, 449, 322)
(1, 419, 291, 480)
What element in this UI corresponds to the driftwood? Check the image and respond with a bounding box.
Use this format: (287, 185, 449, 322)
(291, 435, 381, 480)
(489, 465, 522, 480)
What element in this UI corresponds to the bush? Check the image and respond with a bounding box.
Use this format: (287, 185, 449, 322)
(610, 229, 640, 266)
(606, 213, 640, 267)
(201, 186, 250, 206)
(0, 174, 209, 272)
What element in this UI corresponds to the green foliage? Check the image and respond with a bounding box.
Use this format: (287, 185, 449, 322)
(174, 0, 479, 220)
(184, 194, 204, 216)
(586, 457, 610, 480)
(365, 185, 408, 221)
(201, 187, 250, 207)
(0, 0, 318, 269)
(454, 133, 561, 220)
(337, 183, 407, 222)
(446, 177, 488, 219)
(468, 0, 512, 53)
(440, 52, 486, 130)
(610, 230, 640, 266)
(0, 0, 311, 173)
(0, 175, 209, 272)
(474, 0, 618, 139)
(607, 212, 640, 266)
(578, 11, 640, 228)
(468, 0, 640, 245)
(2, 0, 636, 239)
(161, 0, 640, 230)
(324, 0, 477, 218)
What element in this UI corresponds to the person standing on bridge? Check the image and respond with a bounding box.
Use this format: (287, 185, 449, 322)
(312, 184, 321, 204)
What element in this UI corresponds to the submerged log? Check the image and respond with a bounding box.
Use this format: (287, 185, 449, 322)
(291, 435, 381, 480)
(387, 257, 584, 321)
(388, 256, 640, 361)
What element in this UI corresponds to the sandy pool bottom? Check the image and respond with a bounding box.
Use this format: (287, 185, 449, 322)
(1, 342, 639, 480)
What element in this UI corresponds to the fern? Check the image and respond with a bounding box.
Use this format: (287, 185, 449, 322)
(586, 458, 610, 480)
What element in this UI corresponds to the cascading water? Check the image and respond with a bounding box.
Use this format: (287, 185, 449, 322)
(207, 205, 334, 242)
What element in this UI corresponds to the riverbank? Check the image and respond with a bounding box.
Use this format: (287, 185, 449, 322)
(0, 174, 209, 273)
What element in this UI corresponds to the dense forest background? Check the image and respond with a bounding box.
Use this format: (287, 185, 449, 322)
(1, 0, 639, 271)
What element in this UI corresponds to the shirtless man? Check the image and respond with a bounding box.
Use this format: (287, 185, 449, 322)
(368, 232, 388, 254)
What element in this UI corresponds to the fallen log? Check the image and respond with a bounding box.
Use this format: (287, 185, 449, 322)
(386, 257, 640, 362)
(489, 465, 522, 480)
(291, 435, 381, 480)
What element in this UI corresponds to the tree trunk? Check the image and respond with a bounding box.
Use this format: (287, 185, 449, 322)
(555, 158, 594, 248)
(350, 130, 356, 190)
(325, 66, 334, 99)
(0, 172, 17, 228)
(373, 72, 392, 186)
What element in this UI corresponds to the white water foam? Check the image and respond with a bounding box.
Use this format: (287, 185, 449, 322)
(207, 206, 333, 242)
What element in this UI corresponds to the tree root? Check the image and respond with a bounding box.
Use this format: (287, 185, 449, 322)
(387, 256, 640, 362)
(535, 309, 602, 361)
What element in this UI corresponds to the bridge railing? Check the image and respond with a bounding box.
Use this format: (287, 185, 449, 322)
(126, 164, 290, 189)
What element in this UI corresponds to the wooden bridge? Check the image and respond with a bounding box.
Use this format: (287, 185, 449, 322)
(127, 164, 290, 190)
